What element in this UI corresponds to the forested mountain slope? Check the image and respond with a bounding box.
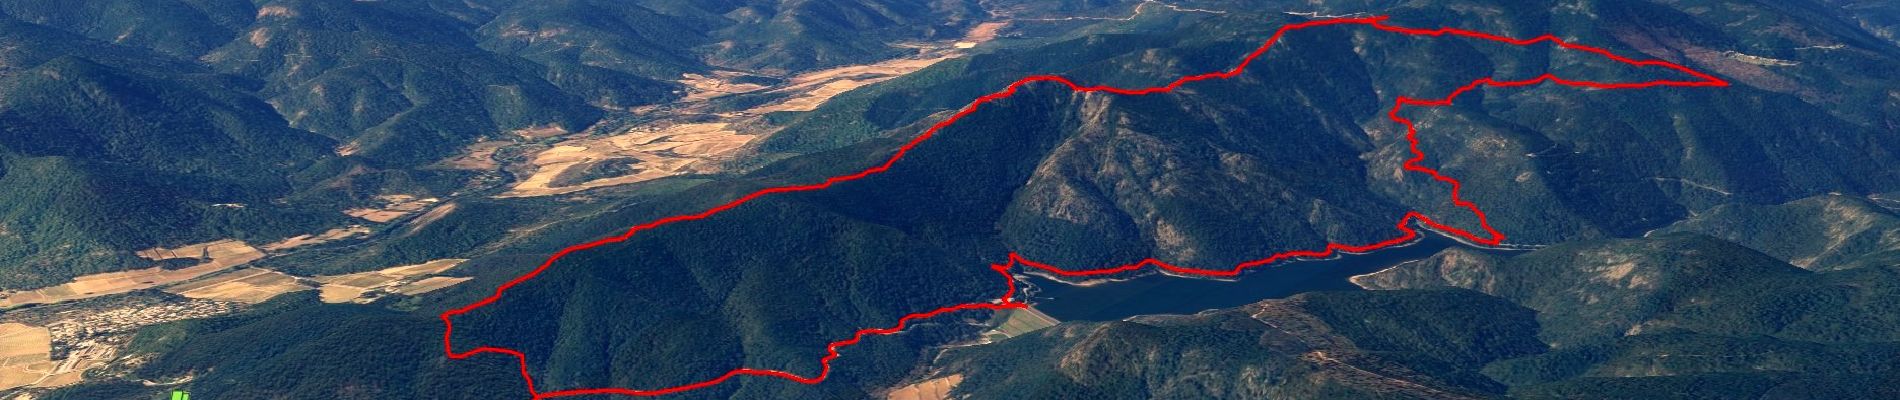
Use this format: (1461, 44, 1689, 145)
(7, 0, 1900, 399)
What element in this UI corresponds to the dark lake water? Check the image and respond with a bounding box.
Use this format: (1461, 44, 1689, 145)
(1020, 234, 1528, 321)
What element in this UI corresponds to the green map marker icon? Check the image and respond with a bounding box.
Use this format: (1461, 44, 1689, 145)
(170, 390, 189, 400)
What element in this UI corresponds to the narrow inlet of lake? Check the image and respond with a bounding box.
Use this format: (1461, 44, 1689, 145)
(1020, 234, 1527, 321)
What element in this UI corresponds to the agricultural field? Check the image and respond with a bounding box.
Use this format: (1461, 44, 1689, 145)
(164, 268, 313, 304)
(0, 323, 53, 391)
(344, 195, 442, 223)
(746, 55, 953, 114)
(0, 295, 241, 395)
(750, 20, 1006, 113)
(314, 259, 469, 304)
(496, 18, 1008, 199)
(391, 276, 474, 296)
(498, 122, 736, 198)
(1, 241, 263, 308)
(884, 374, 961, 400)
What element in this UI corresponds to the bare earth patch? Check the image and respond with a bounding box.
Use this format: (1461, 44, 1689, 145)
(402, 202, 459, 235)
(345, 194, 441, 223)
(954, 22, 1008, 49)
(435, 140, 509, 171)
(263, 225, 372, 251)
(334, 141, 361, 156)
(511, 124, 571, 140)
(679, 71, 770, 102)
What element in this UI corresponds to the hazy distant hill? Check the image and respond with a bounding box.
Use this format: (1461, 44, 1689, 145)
(936, 290, 1543, 399)
(1821, 0, 1900, 45)
(1357, 233, 1900, 398)
(481, 0, 984, 77)
(1357, 233, 1815, 346)
(1651, 194, 1900, 271)
(945, 232, 1900, 399)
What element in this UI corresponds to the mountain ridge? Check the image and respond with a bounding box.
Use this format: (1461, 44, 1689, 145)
(440, 15, 1727, 398)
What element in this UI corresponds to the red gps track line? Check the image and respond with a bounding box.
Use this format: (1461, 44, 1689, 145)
(440, 16, 1728, 398)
